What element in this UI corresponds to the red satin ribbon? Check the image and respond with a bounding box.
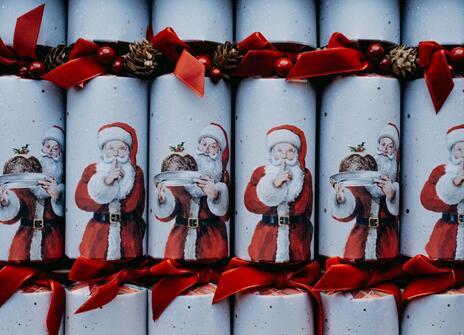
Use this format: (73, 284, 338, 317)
(69, 256, 150, 314)
(288, 32, 369, 79)
(0, 265, 64, 335)
(150, 259, 220, 320)
(0, 4, 45, 67)
(314, 257, 403, 311)
(402, 254, 464, 300)
(212, 258, 322, 335)
(418, 41, 454, 113)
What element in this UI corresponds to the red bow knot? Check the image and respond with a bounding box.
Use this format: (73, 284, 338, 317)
(418, 41, 454, 113)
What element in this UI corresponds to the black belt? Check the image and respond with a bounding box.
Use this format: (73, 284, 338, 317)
(21, 218, 61, 230)
(356, 217, 396, 228)
(262, 214, 306, 226)
(442, 213, 464, 224)
(175, 217, 219, 229)
(93, 212, 137, 223)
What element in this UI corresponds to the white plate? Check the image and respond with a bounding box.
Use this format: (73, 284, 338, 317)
(0, 173, 48, 189)
(329, 171, 381, 187)
(153, 171, 203, 187)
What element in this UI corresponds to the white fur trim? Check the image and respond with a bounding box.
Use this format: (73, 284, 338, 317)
(378, 124, 399, 149)
(456, 222, 464, 260)
(106, 222, 122, 260)
(184, 228, 197, 260)
(29, 229, 43, 261)
(87, 172, 119, 204)
(275, 224, 290, 263)
(266, 129, 301, 152)
(447, 128, 464, 151)
(331, 188, 356, 219)
(256, 172, 287, 207)
(98, 127, 132, 148)
(43, 126, 64, 149)
(386, 182, 400, 216)
(436, 172, 464, 205)
(364, 227, 378, 261)
(51, 183, 65, 217)
(153, 187, 176, 219)
(199, 124, 226, 150)
(0, 192, 20, 221)
(207, 182, 228, 217)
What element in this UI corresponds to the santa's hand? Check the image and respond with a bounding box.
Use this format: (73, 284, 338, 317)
(38, 178, 60, 200)
(157, 182, 167, 204)
(0, 186, 9, 207)
(273, 161, 292, 188)
(334, 183, 345, 204)
(194, 177, 219, 199)
(105, 161, 124, 185)
(375, 176, 395, 199)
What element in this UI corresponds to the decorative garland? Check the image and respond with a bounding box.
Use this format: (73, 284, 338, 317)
(0, 4, 463, 108)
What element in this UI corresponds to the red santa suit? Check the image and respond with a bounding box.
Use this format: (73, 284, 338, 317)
(154, 123, 230, 261)
(422, 124, 464, 260)
(246, 125, 313, 263)
(75, 123, 145, 260)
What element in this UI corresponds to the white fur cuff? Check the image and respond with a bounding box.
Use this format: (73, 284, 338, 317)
(51, 183, 65, 217)
(256, 174, 287, 207)
(153, 187, 176, 219)
(88, 172, 119, 205)
(331, 188, 356, 219)
(0, 191, 20, 221)
(436, 173, 464, 205)
(386, 182, 400, 216)
(207, 182, 229, 217)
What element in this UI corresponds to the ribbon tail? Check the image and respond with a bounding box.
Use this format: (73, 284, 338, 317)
(74, 277, 120, 314)
(151, 275, 198, 320)
(47, 279, 65, 335)
(13, 4, 45, 58)
(423, 50, 454, 113)
(0, 266, 37, 307)
(314, 264, 368, 292)
(402, 273, 454, 300)
(173, 49, 205, 97)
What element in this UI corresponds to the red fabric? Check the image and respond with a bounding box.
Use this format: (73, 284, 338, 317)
(69, 257, 150, 313)
(213, 258, 322, 335)
(245, 167, 313, 262)
(75, 164, 145, 260)
(403, 254, 464, 300)
(421, 164, 460, 259)
(150, 27, 191, 63)
(288, 32, 369, 79)
(150, 259, 220, 320)
(0, 265, 64, 335)
(418, 41, 454, 113)
(0, 188, 64, 261)
(98, 122, 139, 165)
(174, 49, 205, 97)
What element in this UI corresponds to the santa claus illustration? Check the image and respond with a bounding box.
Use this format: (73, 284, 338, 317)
(75, 123, 145, 260)
(154, 123, 230, 260)
(245, 125, 313, 263)
(332, 123, 400, 261)
(422, 124, 464, 260)
(0, 125, 65, 261)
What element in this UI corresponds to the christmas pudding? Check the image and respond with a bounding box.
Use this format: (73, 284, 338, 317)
(3, 145, 42, 174)
(160, 142, 197, 172)
(339, 143, 378, 173)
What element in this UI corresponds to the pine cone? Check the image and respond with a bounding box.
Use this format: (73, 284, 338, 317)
(213, 42, 244, 74)
(123, 40, 163, 79)
(388, 45, 420, 78)
(44, 44, 70, 71)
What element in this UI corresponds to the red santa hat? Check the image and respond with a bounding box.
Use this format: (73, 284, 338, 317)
(98, 122, 138, 164)
(266, 125, 307, 167)
(198, 123, 229, 169)
(377, 123, 400, 149)
(446, 124, 464, 151)
(42, 125, 65, 149)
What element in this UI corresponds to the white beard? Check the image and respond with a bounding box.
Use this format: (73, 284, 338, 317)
(185, 152, 223, 199)
(374, 151, 397, 181)
(265, 160, 305, 203)
(39, 154, 63, 183)
(96, 158, 136, 200)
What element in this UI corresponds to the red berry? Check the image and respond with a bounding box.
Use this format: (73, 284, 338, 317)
(27, 61, 46, 78)
(450, 47, 464, 66)
(196, 55, 212, 72)
(378, 57, 392, 72)
(209, 67, 223, 83)
(18, 66, 29, 78)
(448, 64, 455, 77)
(97, 46, 116, 65)
(274, 57, 293, 77)
(111, 57, 124, 74)
(367, 43, 385, 62)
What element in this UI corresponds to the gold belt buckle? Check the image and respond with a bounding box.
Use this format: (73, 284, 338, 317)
(278, 216, 290, 225)
(33, 219, 44, 230)
(459, 214, 464, 224)
(188, 218, 199, 229)
(110, 212, 121, 224)
(368, 217, 379, 228)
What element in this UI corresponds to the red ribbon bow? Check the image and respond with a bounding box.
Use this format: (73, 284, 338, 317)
(0, 265, 64, 335)
(418, 41, 455, 113)
(150, 259, 221, 320)
(69, 256, 151, 314)
(402, 254, 464, 300)
(314, 257, 404, 310)
(0, 4, 45, 68)
(288, 32, 369, 79)
(212, 258, 322, 335)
